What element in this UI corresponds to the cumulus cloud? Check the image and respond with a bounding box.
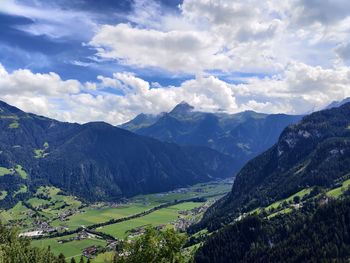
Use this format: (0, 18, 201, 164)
(90, 23, 232, 73)
(292, 0, 350, 26)
(336, 42, 350, 62)
(1, 62, 349, 125)
(235, 62, 350, 113)
(88, 0, 350, 74)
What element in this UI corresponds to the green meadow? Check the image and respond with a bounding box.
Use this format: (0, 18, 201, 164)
(51, 203, 155, 230)
(32, 235, 107, 261)
(99, 202, 204, 239)
(0, 180, 232, 260)
(265, 188, 312, 212)
(326, 178, 350, 198)
(14, 164, 28, 179)
(0, 190, 8, 200)
(0, 167, 12, 176)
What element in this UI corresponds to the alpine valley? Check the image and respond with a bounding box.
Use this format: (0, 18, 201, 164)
(2, 1, 350, 262)
(0, 100, 236, 207)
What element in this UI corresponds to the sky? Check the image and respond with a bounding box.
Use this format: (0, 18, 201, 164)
(0, 0, 350, 125)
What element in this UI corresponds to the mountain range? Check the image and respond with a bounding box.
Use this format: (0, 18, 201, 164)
(121, 102, 303, 173)
(0, 100, 235, 207)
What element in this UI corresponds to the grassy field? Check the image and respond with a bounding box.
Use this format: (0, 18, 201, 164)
(92, 252, 115, 263)
(9, 121, 19, 129)
(51, 203, 155, 230)
(267, 207, 293, 219)
(14, 164, 28, 179)
(31, 186, 82, 219)
(1, 180, 233, 260)
(13, 185, 28, 197)
(265, 188, 312, 211)
(32, 200, 206, 260)
(0, 201, 33, 228)
(99, 201, 204, 239)
(32, 235, 107, 261)
(132, 181, 231, 205)
(0, 166, 12, 176)
(0, 190, 7, 200)
(326, 178, 350, 198)
(0, 186, 83, 229)
(50, 180, 231, 231)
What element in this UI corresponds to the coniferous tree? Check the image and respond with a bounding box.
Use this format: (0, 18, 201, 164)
(57, 253, 66, 263)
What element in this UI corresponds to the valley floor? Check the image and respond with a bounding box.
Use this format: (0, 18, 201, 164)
(0, 179, 233, 261)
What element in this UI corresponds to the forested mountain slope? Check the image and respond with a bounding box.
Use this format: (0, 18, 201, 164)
(0, 100, 235, 207)
(195, 197, 350, 263)
(197, 102, 350, 231)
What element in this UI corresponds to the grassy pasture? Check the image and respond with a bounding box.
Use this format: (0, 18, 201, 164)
(15, 164, 28, 179)
(265, 188, 312, 211)
(99, 201, 204, 239)
(8, 121, 19, 129)
(326, 179, 350, 198)
(0, 190, 7, 200)
(92, 251, 115, 263)
(267, 207, 293, 219)
(0, 167, 12, 176)
(32, 235, 107, 260)
(13, 185, 28, 197)
(0, 202, 33, 227)
(51, 203, 155, 230)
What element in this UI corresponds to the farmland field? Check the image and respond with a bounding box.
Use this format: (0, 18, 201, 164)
(32, 235, 107, 261)
(99, 201, 205, 239)
(265, 188, 312, 211)
(0, 179, 233, 260)
(51, 180, 231, 231)
(326, 178, 350, 198)
(51, 204, 155, 230)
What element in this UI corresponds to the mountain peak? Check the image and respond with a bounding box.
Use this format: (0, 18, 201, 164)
(325, 97, 350, 110)
(169, 101, 194, 115)
(0, 100, 25, 115)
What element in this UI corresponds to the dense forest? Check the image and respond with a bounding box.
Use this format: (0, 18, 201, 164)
(195, 102, 350, 232)
(195, 196, 350, 262)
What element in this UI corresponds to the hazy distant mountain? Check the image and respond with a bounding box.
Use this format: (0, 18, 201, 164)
(121, 102, 303, 173)
(325, 97, 350, 109)
(0, 101, 236, 207)
(120, 113, 164, 132)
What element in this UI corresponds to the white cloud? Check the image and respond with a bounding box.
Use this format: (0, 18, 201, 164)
(235, 62, 350, 113)
(0, 0, 97, 40)
(336, 42, 350, 62)
(0, 65, 80, 96)
(90, 23, 232, 74)
(292, 0, 350, 26)
(0, 63, 349, 125)
(88, 0, 350, 74)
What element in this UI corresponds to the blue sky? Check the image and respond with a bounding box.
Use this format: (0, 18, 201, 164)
(0, 0, 350, 124)
(0, 0, 181, 83)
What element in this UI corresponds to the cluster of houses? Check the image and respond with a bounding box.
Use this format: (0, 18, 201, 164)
(19, 221, 67, 237)
(57, 208, 80, 221)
